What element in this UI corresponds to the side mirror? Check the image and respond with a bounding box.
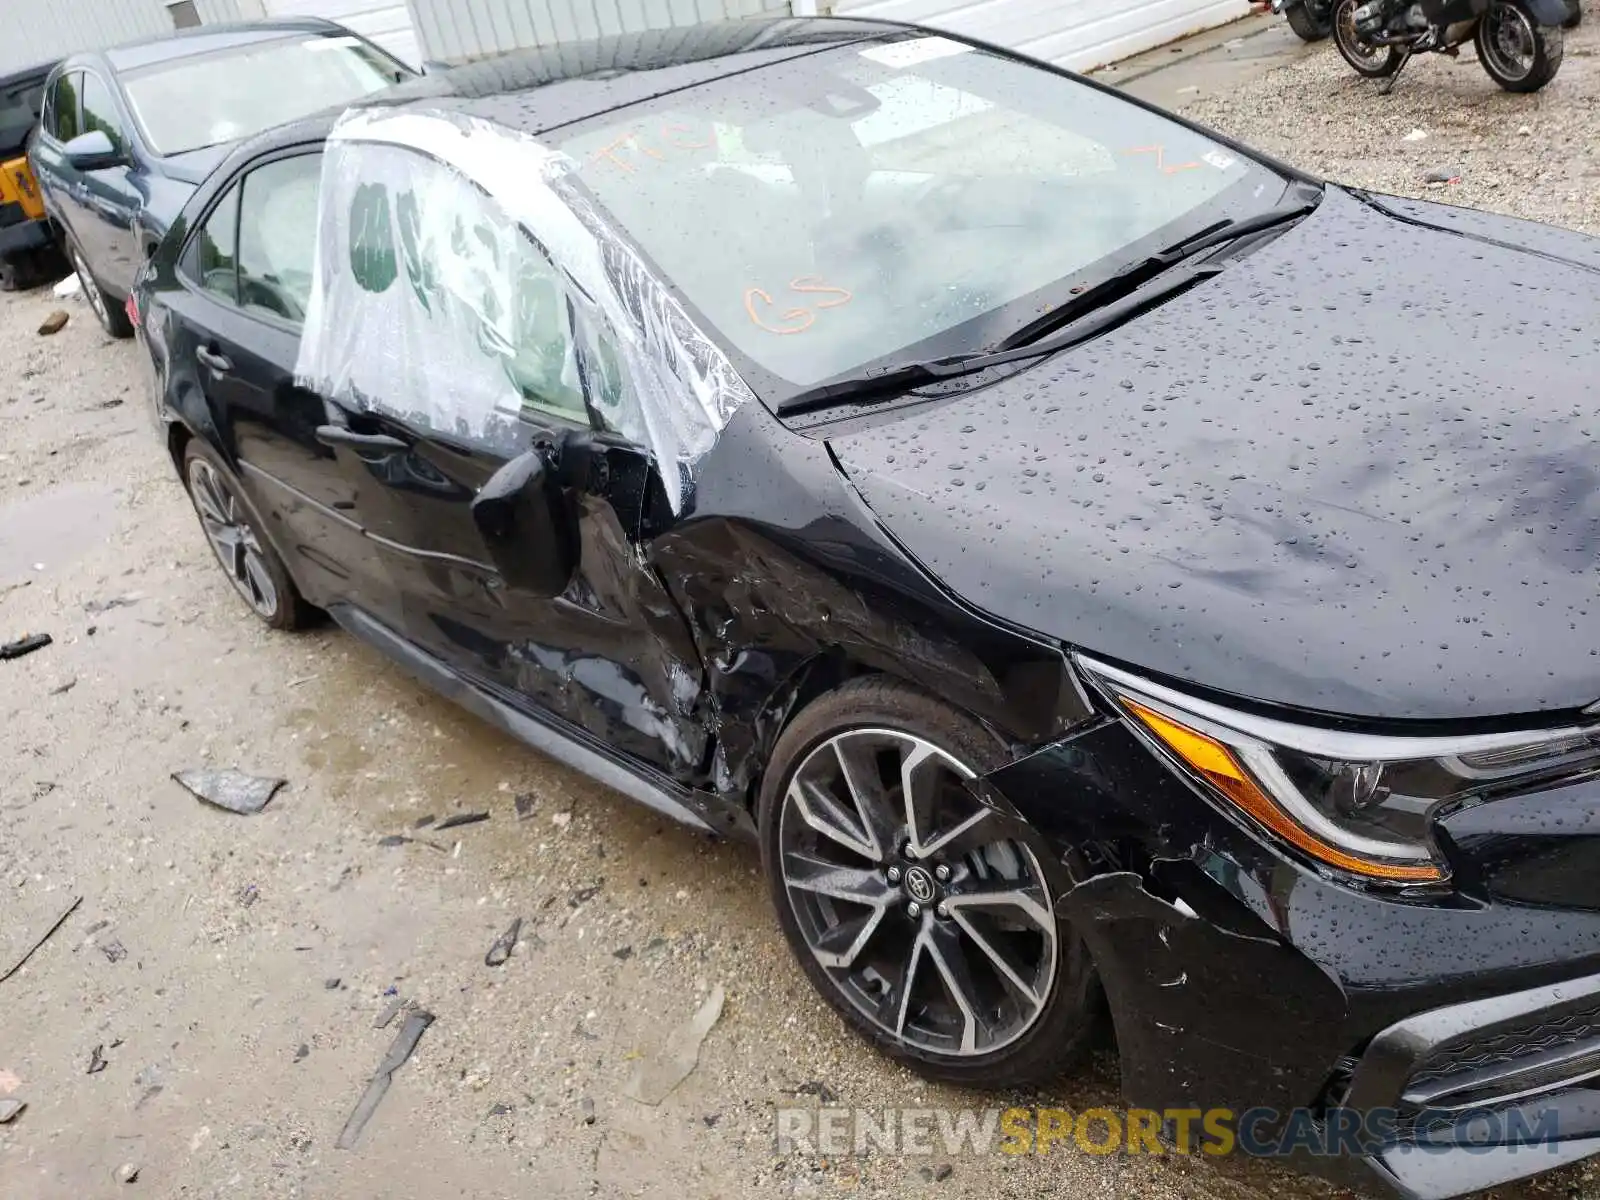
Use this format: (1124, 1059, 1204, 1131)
(471, 445, 576, 598)
(63, 129, 123, 171)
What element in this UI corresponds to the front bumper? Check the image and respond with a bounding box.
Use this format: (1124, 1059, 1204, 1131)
(989, 718, 1600, 1198)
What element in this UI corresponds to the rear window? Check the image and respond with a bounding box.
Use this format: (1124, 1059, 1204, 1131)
(120, 34, 410, 156)
(0, 75, 48, 158)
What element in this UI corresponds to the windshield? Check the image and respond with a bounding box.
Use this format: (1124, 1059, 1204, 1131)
(122, 34, 409, 156)
(556, 35, 1282, 389)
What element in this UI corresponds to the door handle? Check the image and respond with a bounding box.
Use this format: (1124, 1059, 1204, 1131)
(315, 425, 409, 454)
(195, 345, 232, 373)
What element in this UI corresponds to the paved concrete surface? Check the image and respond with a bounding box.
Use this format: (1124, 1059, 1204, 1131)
(1096, 10, 1323, 108)
(5, 18, 1600, 1200)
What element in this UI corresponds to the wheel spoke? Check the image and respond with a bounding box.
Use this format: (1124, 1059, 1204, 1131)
(947, 910, 1045, 1010)
(926, 923, 993, 1054)
(901, 740, 942, 855)
(811, 906, 890, 970)
(945, 881, 1055, 936)
(919, 808, 993, 861)
(833, 736, 900, 858)
(782, 851, 892, 906)
(890, 926, 930, 1040)
(242, 552, 277, 612)
(789, 778, 877, 861)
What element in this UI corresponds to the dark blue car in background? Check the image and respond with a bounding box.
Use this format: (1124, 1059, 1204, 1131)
(29, 17, 412, 336)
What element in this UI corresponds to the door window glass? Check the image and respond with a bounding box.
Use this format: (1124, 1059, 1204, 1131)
(236, 153, 321, 323)
(189, 184, 239, 302)
(49, 73, 81, 142)
(301, 144, 589, 448)
(79, 74, 126, 155)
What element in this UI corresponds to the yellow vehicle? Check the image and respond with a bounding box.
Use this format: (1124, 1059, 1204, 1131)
(1, 61, 63, 291)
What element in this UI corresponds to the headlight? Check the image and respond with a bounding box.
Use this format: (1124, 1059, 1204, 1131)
(1077, 656, 1600, 886)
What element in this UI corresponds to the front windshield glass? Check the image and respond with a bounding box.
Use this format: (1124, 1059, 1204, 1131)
(556, 35, 1282, 388)
(122, 34, 408, 156)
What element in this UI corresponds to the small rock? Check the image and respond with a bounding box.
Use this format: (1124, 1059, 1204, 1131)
(114, 1163, 140, 1184)
(0, 1098, 24, 1123)
(702, 1113, 720, 1127)
(37, 311, 69, 336)
(612, 945, 633, 961)
(1423, 166, 1462, 184)
(580, 1097, 596, 1125)
(324, 978, 341, 990)
(487, 1102, 514, 1117)
(513, 792, 537, 819)
(551, 811, 572, 828)
(1402, 127, 1428, 142)
(294, 1043, 309, 1062)
(934, 1163, 954, 1181)
(1519, 124, 1533, 135)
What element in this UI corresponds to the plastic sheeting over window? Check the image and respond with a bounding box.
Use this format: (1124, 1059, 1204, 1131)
(294, 105, 753, 512)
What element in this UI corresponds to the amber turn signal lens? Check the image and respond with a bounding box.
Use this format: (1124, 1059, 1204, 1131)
(1120, 697, 1445, 884)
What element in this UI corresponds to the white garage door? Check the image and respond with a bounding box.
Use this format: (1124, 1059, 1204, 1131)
(831, 0, 1251, 73)
(260, 0, 421, 68)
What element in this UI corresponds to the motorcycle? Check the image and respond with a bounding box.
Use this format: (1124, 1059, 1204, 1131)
(1272, 0, 1336, 41)
(1332, 0, 1571, 92)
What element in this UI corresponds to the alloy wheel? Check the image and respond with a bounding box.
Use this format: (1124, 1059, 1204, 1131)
(187, 458, 279, 618)
(776, 728, 1058, 1058)
(71, 245, 109, 329)
(1482, 2, 1538, 80)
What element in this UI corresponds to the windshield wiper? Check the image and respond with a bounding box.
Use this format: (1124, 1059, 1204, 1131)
(996, 197, 1319, 351)
(777, 257, 1227, 417)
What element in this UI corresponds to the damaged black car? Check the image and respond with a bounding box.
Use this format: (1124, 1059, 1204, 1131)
(131, 17, 1600, 1199)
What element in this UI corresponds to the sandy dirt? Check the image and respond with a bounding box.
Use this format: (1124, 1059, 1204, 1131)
(4, 23, 1600, 1200)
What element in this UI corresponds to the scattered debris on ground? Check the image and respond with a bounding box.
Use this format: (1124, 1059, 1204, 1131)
(172, 767, 286, 815)
(36, 311, 69, 336)
(623, 985, 725, 1106)
(435, 811, 489, 831)
(484, 918, 521, 967)
(88, 1043, 109, 1074)
(114, 1163, 139, 1184)
(99, 937, 127, 964)
(0, 1098, 24, 1123)
(1, 895, 82, 984)
(336, 1009, 435, 1150)
(514, 792, 536, 818)
(1, 632, 52, 661)
(373, 996, 406, 1029)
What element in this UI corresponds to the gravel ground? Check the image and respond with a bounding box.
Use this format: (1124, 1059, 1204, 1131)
(3, 24, 1600, 1200)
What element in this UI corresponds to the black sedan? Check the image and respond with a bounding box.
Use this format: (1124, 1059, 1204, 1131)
(30, 17, 411, 337)
(133, 19, 1600, 1198)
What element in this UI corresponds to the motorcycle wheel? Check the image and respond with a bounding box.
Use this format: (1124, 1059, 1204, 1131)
(1333, 0, 1404, 76)
(1477, 0, 1564, 92)
(1285, 2, 1334, 40)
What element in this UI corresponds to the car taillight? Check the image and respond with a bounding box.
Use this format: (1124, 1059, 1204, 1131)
(125, 293, 140, 329)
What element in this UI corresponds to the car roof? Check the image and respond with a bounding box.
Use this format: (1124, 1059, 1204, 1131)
(198, 17, 925, 195)
(60, 17, 346, 74)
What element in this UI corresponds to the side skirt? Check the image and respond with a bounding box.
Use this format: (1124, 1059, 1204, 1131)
(327, 603, 755, 841)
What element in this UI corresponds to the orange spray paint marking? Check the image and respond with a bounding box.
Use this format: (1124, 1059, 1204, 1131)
(1124, 145, 1202, 175)
(744, 288, 815, 335)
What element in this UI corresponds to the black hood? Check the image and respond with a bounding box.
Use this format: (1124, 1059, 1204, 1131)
(830, 187, 1600, 724)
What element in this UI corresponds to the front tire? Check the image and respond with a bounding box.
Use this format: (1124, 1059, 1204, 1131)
(182, 440, 312, 631)
(1333, 0, 1405, 76)
(68, 239, 134, 338)
(1285, 2, 1334, 40)
(1477, 0, 1564, 91)
(758, 677, 1102, 1088)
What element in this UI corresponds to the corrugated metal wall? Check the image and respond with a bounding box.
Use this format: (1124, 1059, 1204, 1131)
(409, 0, 790, 65)
(830, 0, 1251, 73)
(195, 0, 268, 20)
(0, 0, 174, 74)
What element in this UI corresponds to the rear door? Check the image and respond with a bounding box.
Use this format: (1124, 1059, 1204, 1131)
(300, 145, 709, 779)
(161, 147, 398, 619)
(75, 70, 143, 295)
